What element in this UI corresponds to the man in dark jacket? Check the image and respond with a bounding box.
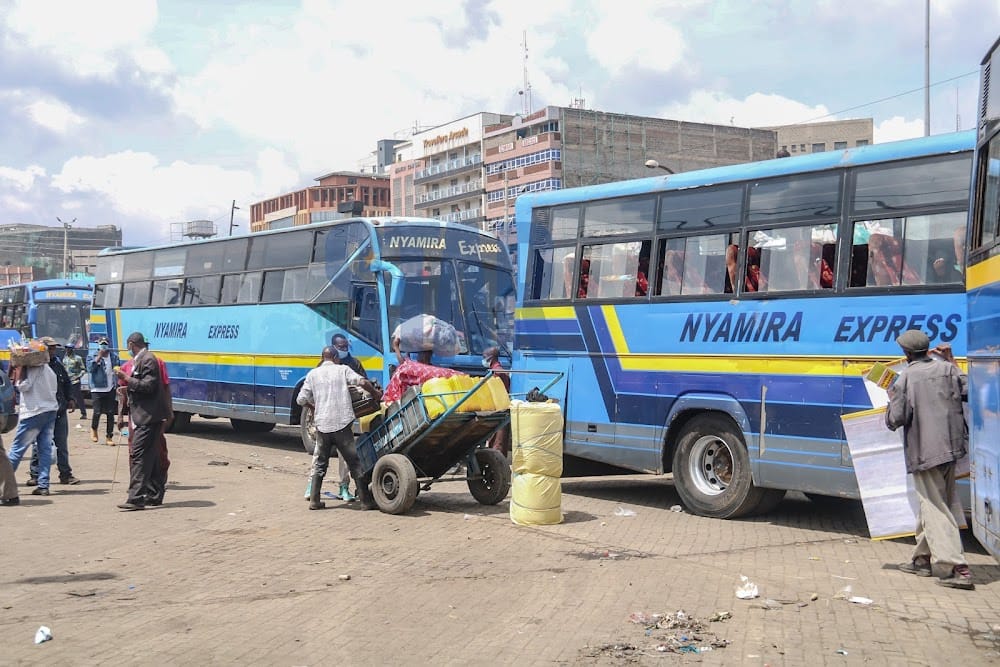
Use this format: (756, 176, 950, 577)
(886, 329, 973, 590)
(28, 338, 80, 485)
(113, 332, 170, 511)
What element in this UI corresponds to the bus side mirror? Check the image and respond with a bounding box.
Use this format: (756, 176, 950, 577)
(369, 259, 404, 307)
(26, 305, 37, 326)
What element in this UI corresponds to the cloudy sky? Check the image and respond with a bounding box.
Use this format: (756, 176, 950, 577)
(1, 0, 997, 246)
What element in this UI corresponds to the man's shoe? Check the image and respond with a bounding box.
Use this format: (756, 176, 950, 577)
(146, 499, 162, 507)
(31, 487, 49, 496)
(90, 428, 98, 442)
(117, 502, 145, 511)
(339, 483, 357, 502)
(937, 565, 975, 590)
(898, 557, 932, 577)
(105, 436, 115, 446)
(1, 497, 20, 506)
(60, 475, 81, 485)
(25, 477, 37, 487)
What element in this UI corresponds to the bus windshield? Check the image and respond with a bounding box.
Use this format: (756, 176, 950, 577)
(387, 259, 515, 356)
(36, 301, 90, 348)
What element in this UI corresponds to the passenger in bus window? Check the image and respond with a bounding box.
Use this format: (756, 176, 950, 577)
(635, 257, 649, 297)
(577, 258, 591, 298)
(931, 228, 966, 283)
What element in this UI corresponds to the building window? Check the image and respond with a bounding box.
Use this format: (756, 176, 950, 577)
(834, 141, 847, 150)
(811, 143, 825, 153)
(856, 139, 870, 147)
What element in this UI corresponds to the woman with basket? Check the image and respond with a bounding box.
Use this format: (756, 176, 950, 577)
(5, 342, 59, 497)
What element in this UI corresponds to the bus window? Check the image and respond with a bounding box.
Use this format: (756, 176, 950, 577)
(248, 230, 312, 270)
(121, 281, 151, 308)
(151, 279, 184, 306)
(751, 224, 836, 292)
(656, 234, 735, 296)
(550, 206, 580, 241)
(185, 242, 223, 276)
(153, 248, 187, 277)
(123, 253, 152, 281)
(183, 275, 221, 305)
(578, 241, 649, 299)
(221, 274, 241, 304)
(221, 238, 248, 273)
(236, 272, 262, 303)
(315, 223, 368, 264)
(99, 283, 122, 309)
(350, 283, 381, 346)
(530, 246, 576, 300)
(973, 137, 1000, 250)
(850, 211, 966, 287)
(749, 172, 841, 223)
(852, 154, 971, 213)
(582, 197, 654, 237)
(658, 185, 742, 232)
(95, 254, 124, 283)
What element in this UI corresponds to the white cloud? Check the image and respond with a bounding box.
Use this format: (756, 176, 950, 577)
(25, 98, 85, 135)
(586, 1, 690, 73)
(661, 90, 831, 127)
(1, 194, 33, 212)
(874, 116, 924, 143)
(51, 151, 256, 241)
(3, 0, 169, 80)
(0, 164, 46, 191)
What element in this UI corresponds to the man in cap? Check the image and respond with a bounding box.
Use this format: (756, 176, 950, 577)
(88, 337, 119, 446)
(27, 338, 80, 485)
(886, 329, 974, 590)
(113, 332, 170, 511)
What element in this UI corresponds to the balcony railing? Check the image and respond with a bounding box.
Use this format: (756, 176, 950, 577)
(416, 180, 483, 204)
(415, 154, 482, 180)
(439, 208, 482, 223)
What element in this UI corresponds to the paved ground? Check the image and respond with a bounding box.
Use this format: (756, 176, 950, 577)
(2, 416, 999, 666)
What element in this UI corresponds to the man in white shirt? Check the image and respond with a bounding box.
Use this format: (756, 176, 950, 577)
(297, 347, 381, 510)
(6, 362, 59, 495)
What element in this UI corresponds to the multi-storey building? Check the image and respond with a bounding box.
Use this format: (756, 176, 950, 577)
(764, 118, 874, 156)
(249, 171, 391, 233)
(0, 223, 122, 279)
(481, 106, 777, 246)
(388, 107, 777, 249)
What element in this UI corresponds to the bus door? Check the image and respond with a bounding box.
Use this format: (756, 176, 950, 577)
(350, 283, 381, 348)
(971, 359, 1000, 559)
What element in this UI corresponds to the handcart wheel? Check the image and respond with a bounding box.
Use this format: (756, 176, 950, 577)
(300, 405, 319, 455)
(372, 454, 419, 514)
(467, 448, 511, 505)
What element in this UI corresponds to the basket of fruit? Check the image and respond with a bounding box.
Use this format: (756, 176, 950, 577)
(8, 340, 50, 367)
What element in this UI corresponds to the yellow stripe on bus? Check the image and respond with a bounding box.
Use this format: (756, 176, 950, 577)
(150, 351, 383, 371)
(90, 313, 106, 324)
(967, 252, 1000, 291)
(515, 306, 576, 320)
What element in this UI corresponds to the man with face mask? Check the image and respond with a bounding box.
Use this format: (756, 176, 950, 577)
(88, 338, 119, 445)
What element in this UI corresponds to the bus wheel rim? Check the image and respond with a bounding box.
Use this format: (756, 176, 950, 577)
(688, 434, 733, 497)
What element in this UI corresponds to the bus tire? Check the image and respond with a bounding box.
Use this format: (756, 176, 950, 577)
(671, 413, 764, 519)
(300, 405, 319, 455)
(166, 411, 191, 433)
(230, 418, 276, 434)
(467, 448, 511, 505)
(371, 454, 418, 515)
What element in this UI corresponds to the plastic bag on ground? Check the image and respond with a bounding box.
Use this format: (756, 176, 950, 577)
(510, 471, 562, 526)
(393, 314, 461, 356)
(735, 575, 759, 599)
(511, 400, 564, 477)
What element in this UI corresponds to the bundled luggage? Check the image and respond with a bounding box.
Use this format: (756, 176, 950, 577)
(393, 314, 462, 356)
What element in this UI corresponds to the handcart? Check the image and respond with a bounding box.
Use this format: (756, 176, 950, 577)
(356, 370, 562, 515)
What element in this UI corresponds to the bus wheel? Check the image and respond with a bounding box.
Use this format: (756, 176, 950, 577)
(300, 405, 319, 455)
(467, 448, 511, 505)
(672, 414, 766, 519)
(166, 411, 191, 433)
(230, 418, 276, 434)
(371, 454, 418, 514)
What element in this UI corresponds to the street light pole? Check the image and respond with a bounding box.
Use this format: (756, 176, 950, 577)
(644, 159, 674, 174)
(228, 200, 240, 236)
(56, 216, 76, 278)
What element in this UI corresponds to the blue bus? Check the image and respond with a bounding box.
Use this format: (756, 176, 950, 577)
(968, 36, 1000, 560)
(512, 131, 974, 518)
(92, 217, 515, 444)
(0, 278, 94, 365)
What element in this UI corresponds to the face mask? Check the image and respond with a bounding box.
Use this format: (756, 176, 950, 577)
(100, 344, 108, 351)
(481, 358, 491, 368)
(337, 349, 349, 359)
